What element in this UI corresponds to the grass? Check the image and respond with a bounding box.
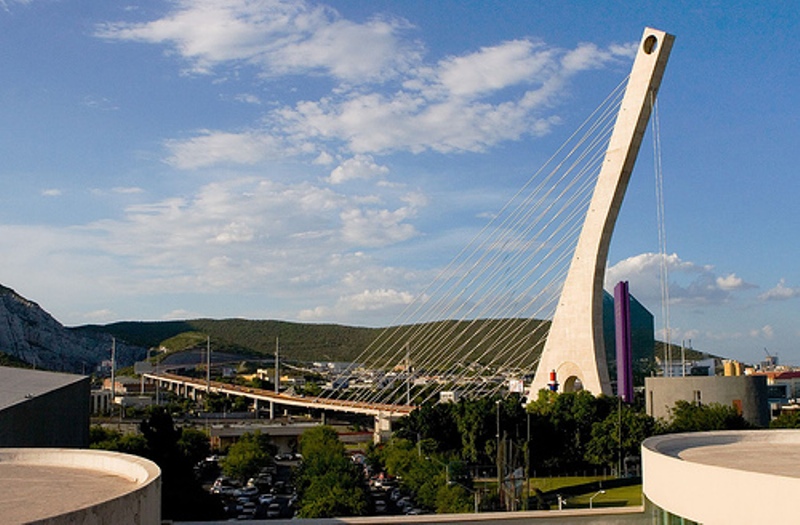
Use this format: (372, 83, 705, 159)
(563, 484, 643, 508)
(529, 476, 642, 508)
(528, 475, 611, 493)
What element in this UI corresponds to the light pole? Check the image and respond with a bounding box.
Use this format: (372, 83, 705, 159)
(495, 399, 502, 506)
(427, 457, 479, 513)
(589, 490, 606, 509)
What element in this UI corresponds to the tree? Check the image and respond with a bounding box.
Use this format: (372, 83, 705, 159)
(454, 397, 497, 464)
(527, 390, 615, 471)
(585, 403, 659, 469)
(771, 410, 800, 429)
(178, 427, 212, 467)
(294, 426, 369, 518)
(666, 401, 753, 433)
(91, 407, 225, 521)
(435, 483, 473, 514)
(220, 431, 276, 482)
(394, 402, 461, 454)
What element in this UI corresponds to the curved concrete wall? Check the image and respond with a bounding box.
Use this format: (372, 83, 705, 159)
(642, 431, 800, 525)
(0, 448, 161, 525)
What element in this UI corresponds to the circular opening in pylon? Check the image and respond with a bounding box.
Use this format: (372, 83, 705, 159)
(562, 376, 584, 392)
(643, 35, 658, 54)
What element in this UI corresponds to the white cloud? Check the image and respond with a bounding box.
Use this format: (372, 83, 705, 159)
(340, 206, 418, 247)
(208, 221, 255, 245)
(41, 188, 62, 197)
(162, 309, 201, 320)
(752, 325, 774, 339)
(437, 40, 555, 97)
(328, 155, 388, 184)
(82, 95, 118, 111)
(560, 42, 636, 73)
(340, 288, 416, 311)
(715, 273, 751, 291)
(95, 0, 419, 82)
(759, 279, 800, 301)
(298, 287, 416, 321)
(80, 309, 116, 323)
(164, 130, 286, 169)
(0, 173, 434, 324)
(232, 93, 261, 105)
(269, 35, 628, 155)
(97, 1, 634, 165)
(1, 0, 33, 13)
(606, 252, 755, 306)
(81, 176, 423, 293)
(313, 151, 334, 165)
(112, 186, 144, 194)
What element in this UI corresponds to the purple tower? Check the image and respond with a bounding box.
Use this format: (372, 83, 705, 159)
(614, 281, 634, 403)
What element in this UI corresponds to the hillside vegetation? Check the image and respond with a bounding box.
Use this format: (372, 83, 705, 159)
(83, 318, 549, 367)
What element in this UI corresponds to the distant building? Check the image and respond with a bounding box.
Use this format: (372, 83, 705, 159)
(91, 388, 113, 415)
(103, 375, 155, 395)
(0, 366, 90, 447)
(659, 357, 716, 378)
(748, 370, 800, 418)
(439, 391, 460, 403)
(645, 375, 769, 427)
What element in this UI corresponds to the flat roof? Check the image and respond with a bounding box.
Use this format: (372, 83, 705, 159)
(0, 366, 86, 411)
(645, 429, 800, 479)
(0, 448, 160, 524)
(0, 463, 137, 523)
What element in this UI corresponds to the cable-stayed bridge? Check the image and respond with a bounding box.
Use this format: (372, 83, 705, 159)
(146, 28, 673, 427)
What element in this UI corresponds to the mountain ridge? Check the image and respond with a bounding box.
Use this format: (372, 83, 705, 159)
(0, 285, 144, 373)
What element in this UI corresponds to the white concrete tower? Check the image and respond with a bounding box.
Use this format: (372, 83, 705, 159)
(529, 28, 674, 397)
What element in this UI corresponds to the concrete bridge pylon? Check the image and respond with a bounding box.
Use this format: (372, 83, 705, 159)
(528, 28, 674, 398)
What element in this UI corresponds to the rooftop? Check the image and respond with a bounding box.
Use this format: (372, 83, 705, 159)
(643, 430, 800, 525)
(0, 366, 86, 411)
(0, 448, 160, 524)
(646, 429, 800, 478)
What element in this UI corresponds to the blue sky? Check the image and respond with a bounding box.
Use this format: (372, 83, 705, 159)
(0, 1, 797, 365)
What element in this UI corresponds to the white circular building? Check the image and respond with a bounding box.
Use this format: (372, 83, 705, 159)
(0, 448, 161, 524)
(643, 430, 800, 525)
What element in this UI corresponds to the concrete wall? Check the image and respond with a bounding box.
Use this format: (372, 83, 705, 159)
(0, 448, 161, 525)
(0, 375, 90, 447)
(645, 375, 769, 427)
(643, 431, 800, 525)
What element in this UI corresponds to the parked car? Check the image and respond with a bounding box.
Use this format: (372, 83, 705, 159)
(267, 503, 282, 518)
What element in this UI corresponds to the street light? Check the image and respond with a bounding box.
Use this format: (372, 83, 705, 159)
(495, 399, 501, 505)
(450, 480, 480, 514)
(589, 490, 606, 509)
(426, 456, 479, 513)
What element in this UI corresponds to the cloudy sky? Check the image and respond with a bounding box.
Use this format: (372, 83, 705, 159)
(1, 1, 797, 365)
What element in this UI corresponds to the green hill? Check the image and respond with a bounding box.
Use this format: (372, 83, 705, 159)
(81, 318, 549, 368)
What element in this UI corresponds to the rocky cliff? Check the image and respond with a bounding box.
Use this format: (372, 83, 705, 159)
(0, 285, 145, 373)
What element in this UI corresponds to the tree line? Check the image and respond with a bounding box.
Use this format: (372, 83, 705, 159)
(90, 391, 760, 519)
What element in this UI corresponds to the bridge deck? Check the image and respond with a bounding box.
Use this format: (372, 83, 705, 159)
(143, 372, 416, 418)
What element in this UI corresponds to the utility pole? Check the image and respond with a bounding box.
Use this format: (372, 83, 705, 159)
(496, 400, 502, 508)
(275, 337, 280, 394)
(206, 335, 211, 392)
(405, 343, 411, 405)
(110, 337, 116, 402)
(525, 411, 531, 510)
